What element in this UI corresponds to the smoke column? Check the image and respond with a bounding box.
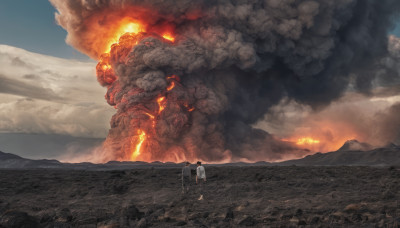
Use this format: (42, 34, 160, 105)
(50, 0, 400, 162)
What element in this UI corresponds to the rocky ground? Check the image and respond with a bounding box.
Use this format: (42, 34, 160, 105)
(0, 166, 399, 227)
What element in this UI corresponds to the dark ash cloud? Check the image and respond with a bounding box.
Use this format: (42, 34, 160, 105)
(51, 0, 400, 162)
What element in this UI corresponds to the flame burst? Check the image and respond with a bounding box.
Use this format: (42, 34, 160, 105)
(105, 20, 144, 53)
(162, 33, 175, 42)
(130, 130, 146, 160)
(157, 97, 167, 114)
(296, 137, 320, 145)
(166, 81, 175, 91)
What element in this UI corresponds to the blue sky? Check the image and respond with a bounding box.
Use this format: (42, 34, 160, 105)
(0, 0, 89, 60)
(0, 0, 400, 60)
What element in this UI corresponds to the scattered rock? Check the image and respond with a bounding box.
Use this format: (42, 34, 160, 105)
(289, 217, 299, 224)
(344, 216, 353, 224)
(0, 210, 39, 228)
(123, 205, 144, 220)
(39, 213, 53, 224)
(76, 216, 97, 225)
(351, 213, 362, 222)
(310, 216, 320, 224)
(176, 221, 187, 226)
(56, 208, 73, 222)
(224, 208, 234, 221)
(344, 204, 360, 213)
(238, 216, 258, 226)
(113, 184, 128, 194)
(96, 219, 120, 228)
(145, 208, 153, 216)
(137, 218, 147, 228)
(382, 190, 395, 199)
(262, 217, 277, 222)
(298, 220, 307, 225)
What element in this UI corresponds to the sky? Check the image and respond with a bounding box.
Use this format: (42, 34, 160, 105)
(0, 0, 89, 60)
(0, 1, 114, 159)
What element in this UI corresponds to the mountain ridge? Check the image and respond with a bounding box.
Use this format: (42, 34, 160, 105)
(0, 140, 399, 169)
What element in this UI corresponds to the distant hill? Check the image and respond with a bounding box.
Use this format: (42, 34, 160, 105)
(280, 141, 400, 166)
(0, 140, 399, 169)
(0, 150, 63, 169)
(337, 139, 374, 152)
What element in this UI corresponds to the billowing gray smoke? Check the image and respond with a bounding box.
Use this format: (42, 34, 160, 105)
(50, 0, 400, 162)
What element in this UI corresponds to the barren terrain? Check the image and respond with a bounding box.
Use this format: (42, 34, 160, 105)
(0, 166, 399, 227)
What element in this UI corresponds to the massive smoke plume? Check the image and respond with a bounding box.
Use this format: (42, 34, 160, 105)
(50, 0, 400, 162)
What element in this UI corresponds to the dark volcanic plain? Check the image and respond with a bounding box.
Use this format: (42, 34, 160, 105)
(0, 166, 399, 227)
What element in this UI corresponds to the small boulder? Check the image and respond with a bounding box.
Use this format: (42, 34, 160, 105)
(224, 208, 234, 221)
(238, 216, 258, 226)
(295, 209, 303, 217)
(123, 205, 144, 220)
(137, 218, 147, 228)
(310, 216, 320, 224)
(56, 208, 73, 222)
(382, 190, 395, 200)
(0, 210, 39, 228)
(176, 221, 187, 226)
(298, 220, 307, 225)
(344, 204, 360, 213)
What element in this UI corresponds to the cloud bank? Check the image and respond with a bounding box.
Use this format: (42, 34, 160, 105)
(0, 45, 114, 138)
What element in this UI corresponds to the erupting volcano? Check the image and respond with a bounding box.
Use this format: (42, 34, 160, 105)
(50, 0, 400, 163)
(93, 19, 186, 161)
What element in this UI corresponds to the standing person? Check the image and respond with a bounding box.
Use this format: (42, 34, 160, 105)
(182, 162, 191, 194)
(196, 161, 206, 200)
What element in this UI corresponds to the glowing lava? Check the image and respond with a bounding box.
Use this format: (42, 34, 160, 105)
(162, 33, 175, 42)
(167, 81, 175, 91)
(130, 130, 146, 160)
(157, 96, 167, 114)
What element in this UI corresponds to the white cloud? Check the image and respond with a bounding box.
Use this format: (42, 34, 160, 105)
(0, 45, 114, 138)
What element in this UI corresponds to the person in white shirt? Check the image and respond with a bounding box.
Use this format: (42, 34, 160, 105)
(196, 161, 206, 200)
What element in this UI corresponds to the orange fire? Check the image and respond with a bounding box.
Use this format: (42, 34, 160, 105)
(167, 81, 175, 91)
(157, 96, 167, 114)
(144, 112, 155, 119)
(296, 137, 320, 145)
(130, 130, 146, 160)
(183, 103, 195, 112)
(167, 75, 180, 81)
(102, 64, 111, 71)
(105, 20, 144, 53)
(162, 33, 175, 42)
